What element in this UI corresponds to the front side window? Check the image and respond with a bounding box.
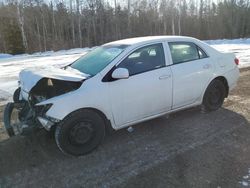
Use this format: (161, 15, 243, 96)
(118, 43, 165, 76)
(169, 42, 207, 64)
(70, 45, 129, 76)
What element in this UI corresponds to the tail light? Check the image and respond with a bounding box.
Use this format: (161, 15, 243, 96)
(234, 58, 239, 65)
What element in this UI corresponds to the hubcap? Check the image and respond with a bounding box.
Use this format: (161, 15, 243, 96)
(69, 122, 94, 145)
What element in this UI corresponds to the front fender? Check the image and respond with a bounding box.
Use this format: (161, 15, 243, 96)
(36, 82, 114, 129)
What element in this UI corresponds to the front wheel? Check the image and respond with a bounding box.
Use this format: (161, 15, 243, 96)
(202, 79, 226, 112)
(55, 109, 105, 156)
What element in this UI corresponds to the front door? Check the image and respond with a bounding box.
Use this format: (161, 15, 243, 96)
(107, 43, 173, 128)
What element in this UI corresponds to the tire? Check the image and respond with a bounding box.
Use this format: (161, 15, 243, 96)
(13, 87, 21, 103)
(3, 103, 15, 137)
(55, 109, 105, 156)
(202, 79, 226, 112)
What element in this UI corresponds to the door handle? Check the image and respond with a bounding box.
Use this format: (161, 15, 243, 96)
(159, 75, 171, 80)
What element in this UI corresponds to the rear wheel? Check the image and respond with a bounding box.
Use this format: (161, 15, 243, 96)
(202, 79, 226, 112)
(55, 109, 105, 156)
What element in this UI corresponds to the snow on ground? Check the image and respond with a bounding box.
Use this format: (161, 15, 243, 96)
(207, 38, 250, 68)
(0, 48, 90, 104)
(0, 54, 13, 59)
(239, 167, 250, 187)
(211, 44, 250, 67)
(0, 38, 249, 105)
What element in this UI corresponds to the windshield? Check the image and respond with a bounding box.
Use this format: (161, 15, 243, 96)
(70, 45, 129, 76)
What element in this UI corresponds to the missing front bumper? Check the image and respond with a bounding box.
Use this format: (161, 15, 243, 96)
(37, 116, 54, 131)
(3, 102, 40, 137)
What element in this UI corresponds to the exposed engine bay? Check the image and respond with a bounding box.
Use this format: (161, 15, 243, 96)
(30, 78, 82, 104)
(3, 66, 86, 137)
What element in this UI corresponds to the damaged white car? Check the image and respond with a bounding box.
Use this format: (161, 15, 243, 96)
(4, 36, 239, 156)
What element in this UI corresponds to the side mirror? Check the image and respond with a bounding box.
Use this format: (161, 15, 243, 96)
(112, 68, 129, 79)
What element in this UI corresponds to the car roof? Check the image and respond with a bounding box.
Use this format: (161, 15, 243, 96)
(105, 36, 196, 46)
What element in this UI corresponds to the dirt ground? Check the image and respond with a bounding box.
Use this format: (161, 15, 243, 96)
(0, 68, 250, 188)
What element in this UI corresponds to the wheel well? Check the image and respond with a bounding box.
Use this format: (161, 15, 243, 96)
(214, 76, 229, 97)
(83, 108, 115, 134)
(51, 108, 114, 135)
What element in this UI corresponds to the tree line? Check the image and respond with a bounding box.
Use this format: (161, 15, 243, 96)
(0, 0, 250, 54)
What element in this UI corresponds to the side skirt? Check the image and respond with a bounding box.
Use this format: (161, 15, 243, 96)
(114, 101, 202, 130)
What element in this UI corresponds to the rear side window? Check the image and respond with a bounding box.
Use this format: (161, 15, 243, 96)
(169, 42, 208, 64)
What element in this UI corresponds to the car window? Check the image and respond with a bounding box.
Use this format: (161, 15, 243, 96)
(118, 43, 165, 76)
(197, 46, 208, 58)
(70, 45, 129, 76)
(169, 42, 207, 64)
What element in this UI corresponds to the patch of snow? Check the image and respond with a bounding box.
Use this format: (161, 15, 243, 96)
(244, 175, 249, 179)
(0, 89, 12, 105)
(0, 48, 90, 105)
(205, 38, 250, 45)
(0, 53, 13, 59)
(127, 126, 134, 133)
(239, 181, 249, 187)
(210, 44, 250, 68)
(205, 38, 250, 68)
(239, 168, 250, 187)
(0, 47, 90, 61)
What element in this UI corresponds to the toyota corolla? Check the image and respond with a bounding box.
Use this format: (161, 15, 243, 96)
(3, 36, 239, 156)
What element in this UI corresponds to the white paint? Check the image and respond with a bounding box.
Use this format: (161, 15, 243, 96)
(28, 36, 239, 131)
(19, 66, 88, 93)
(0, 37, 245, 131)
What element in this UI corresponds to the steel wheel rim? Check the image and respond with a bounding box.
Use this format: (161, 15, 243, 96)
(69, 121, 94, 145)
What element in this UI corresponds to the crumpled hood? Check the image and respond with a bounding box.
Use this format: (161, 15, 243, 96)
(19, 66, 88, 92)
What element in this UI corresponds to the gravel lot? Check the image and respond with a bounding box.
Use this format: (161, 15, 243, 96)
(0, 68, 249, 188)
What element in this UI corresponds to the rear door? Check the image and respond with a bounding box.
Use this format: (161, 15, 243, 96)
(167, 42, 214, 109)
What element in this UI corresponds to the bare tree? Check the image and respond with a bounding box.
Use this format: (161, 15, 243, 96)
(114, 0, 118, 39)
(1, 0, 250, 54)
(128, 0, 131, 33)
(16, 0, 28, 50)
(177, 0, 181, 35)
(41, 11, 47, 51)
(70, 0, 75, 46)
(76, 0, 82, 47)
(50, 1, 57, 40)
(35, 17, 42, 52)
(170, 0, 176, 35)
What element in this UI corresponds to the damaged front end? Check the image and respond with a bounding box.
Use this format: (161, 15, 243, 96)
(3, 66, 86, 137)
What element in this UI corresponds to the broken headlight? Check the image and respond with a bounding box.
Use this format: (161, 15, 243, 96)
(34, 103, 53, 116)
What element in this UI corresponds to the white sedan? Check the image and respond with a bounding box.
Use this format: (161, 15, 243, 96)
(4, 36, 239, 156)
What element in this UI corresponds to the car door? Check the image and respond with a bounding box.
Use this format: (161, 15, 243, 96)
(106, 43, 173, 128)
(168, 42, 214, 109)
